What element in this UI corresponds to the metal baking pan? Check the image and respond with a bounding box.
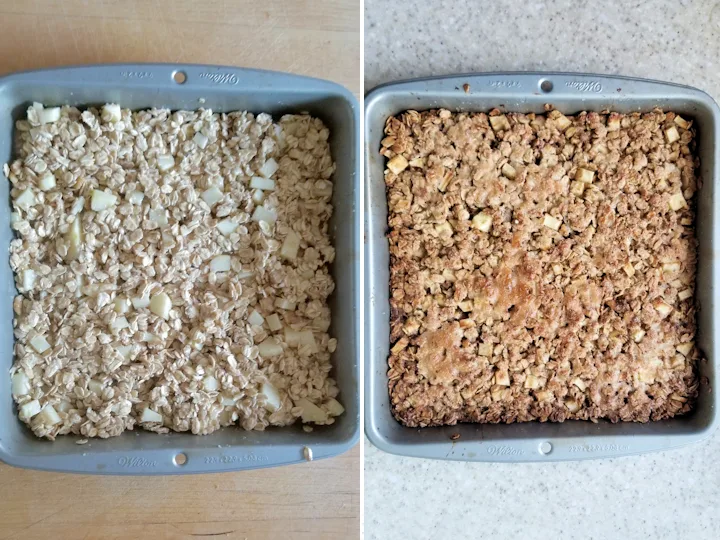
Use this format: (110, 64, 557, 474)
(0, 64, 360, 474)
(365, 72, 720, 462)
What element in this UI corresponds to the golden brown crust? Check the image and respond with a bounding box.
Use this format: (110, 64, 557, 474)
(384, 108, 700, 427)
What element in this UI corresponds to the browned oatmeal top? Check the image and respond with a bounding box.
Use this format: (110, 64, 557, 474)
(384, 108, 700, 427)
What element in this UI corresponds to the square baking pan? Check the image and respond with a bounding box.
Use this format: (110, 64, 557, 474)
(0, 63, 360, 474)
(365, 72, 720, 462)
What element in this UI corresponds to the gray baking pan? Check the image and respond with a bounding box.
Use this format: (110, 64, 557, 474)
(0, 64, 360, 474)
(365, 72, 720, 462)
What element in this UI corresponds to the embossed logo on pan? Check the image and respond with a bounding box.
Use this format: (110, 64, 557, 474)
(568, 443, 629, 453)
(486, 444, 524, 456)
(204, 453, 270, 465)
(120, 71, 154, 80)
(117, 456, 158, 467)
(489, 80, 521, 88)
(565, 80, 603, 93)
(199, 72, 239, 85)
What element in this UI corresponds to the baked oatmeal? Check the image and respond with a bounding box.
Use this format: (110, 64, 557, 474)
(383, 108, 699, 427)
(7, 103, 344, 439)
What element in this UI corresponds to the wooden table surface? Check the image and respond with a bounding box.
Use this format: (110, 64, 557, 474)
(0, 1, 360, 539)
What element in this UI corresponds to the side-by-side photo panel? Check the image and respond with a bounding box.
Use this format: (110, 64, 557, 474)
(364, 1, 720, 539)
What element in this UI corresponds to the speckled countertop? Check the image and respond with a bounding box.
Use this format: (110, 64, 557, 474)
(364, 1, 720, 539)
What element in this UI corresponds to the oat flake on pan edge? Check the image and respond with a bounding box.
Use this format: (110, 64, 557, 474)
(6, 103, 344, 440)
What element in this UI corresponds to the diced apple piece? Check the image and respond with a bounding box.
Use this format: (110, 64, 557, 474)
(623, 263, 635, 277)
(39, 107, 61, 124)
(193, 131, 209, 149)
(141, 332, 161, 344)
(275, 298, 296, 311)
(251, 205, 277, 224)
(501, 163, 516, 179)
(674, 116, 690, 129)
(632, 329, 645, 343)
(489, 115, 510, 132)
(678, 289, 693, 301)
(284, 328, 302, 347)
(458, 300, 473, 312)
(280, 230, 301, 260)
(554, 114, 572, 131)
(131, 295, 150, 309)
(524, 374, 542, 390)
(16, 188, 35, 210)
(91, 189, 117, 211)
(103, 104, 122, 123)
(435, 222, 453, 236)
(543, 214, 562, 231)
(210, 254, 231, 273)
(259, 158, 278, 179)
(478, 342, 493, 356)
(149, 292, 171, 320)
(665, 126, 680, 143)
(127, 191, 144, 205)
(66, 217, 83, 261)
(251, 189, 265, 204)
(266, 313, 282, 332)
(216, 219, 238, 236)
(115, 344, 132, 359)
(296, 398, 328, 423)
(676, 342, 694, 356)
(669, 192, 687, 211)
(12, 371, 30, 396)
(250, 176, 276, 191)
(471, 212, 492, 232)
(495, 369, 510, 386)
(20, 399, 41, 419)
(114, 296, 130, 314)
(88, 379, 104, 394)
(671, 355, 686, 369)
(391, 337, 409, 354)
(248, 309, 264, 326)
(55, 400, 71, 413)
(570, 181, 585, 196)
(387, 155, 408, 174)
(201, 186, 224, 206)
(663, 261, 681, 273)
(571, 378, 586, 391)
(325, 398, 345, 417)
(257, 338, 283, 358)
(564, 399, 580, 413)
(220, 394, 236, 407)
(236, 269, 254, 279)
(157, 154, 174, 171)
(535, 390, 553, 402)
(30, 335, 51, 354)
(298, 329, 317, 353)
(260, 382, 282, 412)
(140, 407, 163, 423)
(409, 157, 426, 168)
(149, 208, 168, 227)
(203, 375, 220, 392)
(38, 404, 62, 426)
(21, 269, 36, 291)
(575, 168, 595, 183)
(653, 299, 673, 317)
(38, 171, 56, 191)
(111, 316, 130, 330)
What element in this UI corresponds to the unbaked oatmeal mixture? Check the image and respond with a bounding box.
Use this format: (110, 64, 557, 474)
(384, 108, 700, 427)
(7, 103, 344, 440)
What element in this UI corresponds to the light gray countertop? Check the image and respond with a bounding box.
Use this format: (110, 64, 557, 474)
(364, 1, 720, 538)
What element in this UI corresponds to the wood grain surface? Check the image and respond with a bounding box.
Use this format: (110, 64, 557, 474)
(0, 1, 360, 539)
